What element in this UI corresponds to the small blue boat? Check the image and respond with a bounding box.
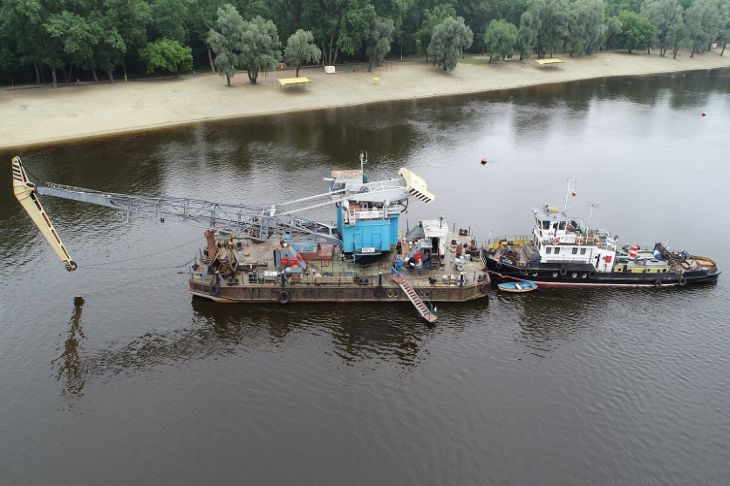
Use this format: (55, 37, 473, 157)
(497, 280, 538, 293)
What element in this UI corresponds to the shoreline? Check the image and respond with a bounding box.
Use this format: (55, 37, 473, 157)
(2, 50, 730, 151)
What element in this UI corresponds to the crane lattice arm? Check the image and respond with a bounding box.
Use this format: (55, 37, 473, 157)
(12, 156, 434, 271)
(12, 157, 77, 271)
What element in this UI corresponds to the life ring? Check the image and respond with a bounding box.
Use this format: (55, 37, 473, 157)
(479, 283, 490, 294)
(678, 276, 687, 286)
(374, 286, 386, 298)
(559, 266, 567, 277)
(495, 261, 503, 270)
(278, 290, 291, 304)
(209, 282, 220, 297)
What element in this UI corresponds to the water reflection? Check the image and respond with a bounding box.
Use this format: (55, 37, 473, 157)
(53, 297, 447, 398)
(53, 296, 86, 398)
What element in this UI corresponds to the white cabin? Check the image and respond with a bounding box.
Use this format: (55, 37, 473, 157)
(532, 205, 617, 272)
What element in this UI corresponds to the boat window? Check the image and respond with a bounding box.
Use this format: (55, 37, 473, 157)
(542, 221, 550, 230)
(559, 221, 566, 230)
(546, 247, 552, 254)
(554, 247, 560, 254)
(572, 248, 578, 255)
(580, 248, 587, 255)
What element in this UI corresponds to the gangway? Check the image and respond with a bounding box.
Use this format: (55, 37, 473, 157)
(391, 274, 438, 323)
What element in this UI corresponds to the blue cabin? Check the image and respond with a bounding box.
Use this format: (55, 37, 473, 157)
(328, 166, 408, 256)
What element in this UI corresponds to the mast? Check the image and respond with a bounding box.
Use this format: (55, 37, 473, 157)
(563, 177, 576, 211)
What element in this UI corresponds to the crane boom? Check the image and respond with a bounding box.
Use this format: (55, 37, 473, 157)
(35, 181, 341, 242)
(12, 155, 435, 271)
(12, 157, 77, 271)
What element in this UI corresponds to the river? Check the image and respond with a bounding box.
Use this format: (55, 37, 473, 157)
(1, 68, 729, 485)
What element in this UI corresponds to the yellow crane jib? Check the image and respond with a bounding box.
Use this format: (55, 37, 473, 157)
(399, 167, 435, 204)
(11, 156, 77, 271)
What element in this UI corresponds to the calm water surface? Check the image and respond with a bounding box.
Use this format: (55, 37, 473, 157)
(1, 69, 730, 485)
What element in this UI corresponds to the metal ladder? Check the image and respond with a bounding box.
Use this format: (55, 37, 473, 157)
(391, 274, 437, 323)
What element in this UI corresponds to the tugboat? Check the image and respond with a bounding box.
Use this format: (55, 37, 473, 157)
(482, 204, 720, 288)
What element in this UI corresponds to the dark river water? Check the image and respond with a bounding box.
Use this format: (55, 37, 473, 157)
(2, 69, 730, 485)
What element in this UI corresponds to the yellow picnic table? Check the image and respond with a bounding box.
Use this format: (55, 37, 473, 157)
(535, 58, 564, 68)
(278, 77, 312, 89)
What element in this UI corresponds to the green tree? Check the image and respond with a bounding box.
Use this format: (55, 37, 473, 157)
(190, 0, 227, 72)
(617, 10, 656, 52)
(304, 0, 376, 66)
(641, 0, 684, 56)
(374, 0, 415, 60)
(719, 0, 730, 55)
(150, 0, 191, 44)
(366, 17, 395, 71)
(604, 15, 624, 48)
(284, 29, 321, 77)
(207, 4, 244, 86)
(139, 38, 193, 76)
(2, 0, 60, 84)
(46, 11, 102, 83)
(427, 16, 474, 71)
(484, 19, 518, 62)
(105, 0, 153, 81)
(518, 10, 540, 59)
(416, 3, 456, 55)
(666, 6, 685, 57)
(685, 0, 721, 56)
(239, 15, 280, 84)
(527, 0, 571, 58)
(568, 0, 606, 56)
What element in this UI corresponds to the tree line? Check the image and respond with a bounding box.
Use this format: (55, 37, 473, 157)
(1, 0, 729, 85)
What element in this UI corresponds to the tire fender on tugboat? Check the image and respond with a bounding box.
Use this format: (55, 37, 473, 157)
(559, 265, 568, 277)
(479, 282, 490, 294)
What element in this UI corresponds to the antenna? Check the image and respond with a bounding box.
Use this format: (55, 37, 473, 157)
(586, 202, 600, 223)
(563, 177, 577, 211)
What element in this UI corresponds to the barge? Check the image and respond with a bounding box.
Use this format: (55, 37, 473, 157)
(12, 155, 489, 322)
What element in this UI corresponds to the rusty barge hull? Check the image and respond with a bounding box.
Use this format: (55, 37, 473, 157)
(190, 281, 489, 304)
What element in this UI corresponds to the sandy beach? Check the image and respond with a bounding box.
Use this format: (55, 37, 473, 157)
(2, 49, 729, 150)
